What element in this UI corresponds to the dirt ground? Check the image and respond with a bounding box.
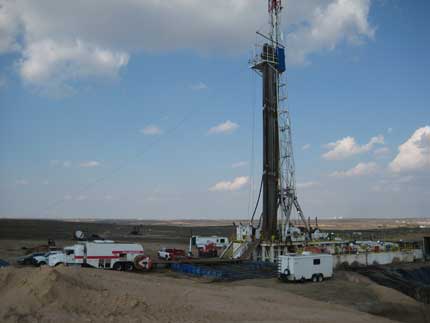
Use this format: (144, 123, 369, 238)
(2, 265, 426, 323)
(0, 219, 429, 323)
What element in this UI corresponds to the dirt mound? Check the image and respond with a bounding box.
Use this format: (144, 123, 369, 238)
(337, 271, 430, 323)
(355, 265, 430, 304)
(0, 266, 149, 323)
(0, 266, 398, 323)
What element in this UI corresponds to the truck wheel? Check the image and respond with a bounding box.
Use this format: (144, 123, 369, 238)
(318, 274, 324, 282)
(113, 262, 123, 271)
(125, 262, 134, 272)
(55, 262, 64, 267)
(312, 274, 318, 283)
(39, 261, 46, 267)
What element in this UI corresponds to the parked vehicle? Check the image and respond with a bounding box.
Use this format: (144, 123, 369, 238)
(32, 250, 64, 266)
(157, 248, 186, 260)
(0, 259, 10, 268)
(61, 240, 147, 271)
(17, 252, 45, 265)
(46, 252, 66, 267)
(198, 243, 218, 258)
(278, 253, 333, 282)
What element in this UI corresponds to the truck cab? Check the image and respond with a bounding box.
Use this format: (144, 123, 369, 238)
(64, 244, 85, 265)
(47, 252, 65, 267)
(33, 250, 63, 266)
(157, 248, 173, 260)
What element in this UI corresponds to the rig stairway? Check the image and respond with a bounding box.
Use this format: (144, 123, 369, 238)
(219, 240, 259, 260)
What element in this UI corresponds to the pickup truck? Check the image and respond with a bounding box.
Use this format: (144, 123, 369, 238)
(17, 252, 45, 266)
(157, 248, 186, 260)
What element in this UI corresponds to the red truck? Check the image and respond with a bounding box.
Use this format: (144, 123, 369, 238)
(157, 248, 187, 261)
(198, 243, 218, 258)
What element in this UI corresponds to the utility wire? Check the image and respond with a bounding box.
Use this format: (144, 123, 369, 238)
(43, 105, 199, 216)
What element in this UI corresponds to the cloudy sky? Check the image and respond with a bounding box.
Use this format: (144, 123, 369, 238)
(0, 0, 429, 219)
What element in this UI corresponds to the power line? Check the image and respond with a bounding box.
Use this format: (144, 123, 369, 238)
(43, 104, 200, 216)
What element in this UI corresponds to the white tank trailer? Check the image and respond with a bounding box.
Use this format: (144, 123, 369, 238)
(62, 241, 145, 271)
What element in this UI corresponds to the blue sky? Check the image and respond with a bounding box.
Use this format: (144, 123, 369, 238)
(0, 0, 429, 219)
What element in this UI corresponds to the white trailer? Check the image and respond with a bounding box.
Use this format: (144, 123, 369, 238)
(190, 236, 229, 249)
(60, 241, 145, 271)
(278, 253, 333, 282)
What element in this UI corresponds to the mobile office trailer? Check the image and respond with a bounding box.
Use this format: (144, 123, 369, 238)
(278, 253, 333, 282)
(64, 240, 144, 271)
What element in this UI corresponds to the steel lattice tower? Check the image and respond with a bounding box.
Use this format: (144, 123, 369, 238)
(252, 0, 309, 242)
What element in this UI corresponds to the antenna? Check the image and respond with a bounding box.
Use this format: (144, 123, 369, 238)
(268, 0, 282, 45)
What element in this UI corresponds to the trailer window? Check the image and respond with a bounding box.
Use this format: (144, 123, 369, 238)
(220, 239, 225, 243)
(313, 259, 321, 265)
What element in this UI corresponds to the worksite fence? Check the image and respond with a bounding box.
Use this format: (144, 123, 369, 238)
(170, 261, 277, 281)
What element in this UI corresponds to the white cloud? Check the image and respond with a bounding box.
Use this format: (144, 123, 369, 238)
(19, 39, 128, 96)
(15, 179, 29, 185)
(297, 181, 320, 189)
(231, 161, 248, 168)
(286, 0, 375, 65)
(209, 176, 249, 192)
(50, 160, 72, 168)
(79, 161, 101, 168)
(323, 134, 384, 160)
(0, 3, 21, 53)
(208, 120, 239, 135)
(190, 82, 207, 91)
(373, 147, 390, 158)
(302, 144, 311, 151)
(76, 195, 87, 201)
(371, 175, 415, 193)
(141, 125, 163, 136)
(0, 0, 375, 94)
(387, 127, 393, 134)
(389, 126, 430, 173)
(330, 162, 379, 177)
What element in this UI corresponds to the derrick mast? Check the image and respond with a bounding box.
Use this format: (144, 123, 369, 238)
(251, 0, 309, 243)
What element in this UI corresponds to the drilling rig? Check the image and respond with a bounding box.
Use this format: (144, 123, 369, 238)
(231, 0, 310, 262)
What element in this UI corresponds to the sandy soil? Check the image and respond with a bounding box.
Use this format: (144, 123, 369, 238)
(0, 265, 402, 323)
(240, 271, 430, 323)
(1, 219, 429, 323)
